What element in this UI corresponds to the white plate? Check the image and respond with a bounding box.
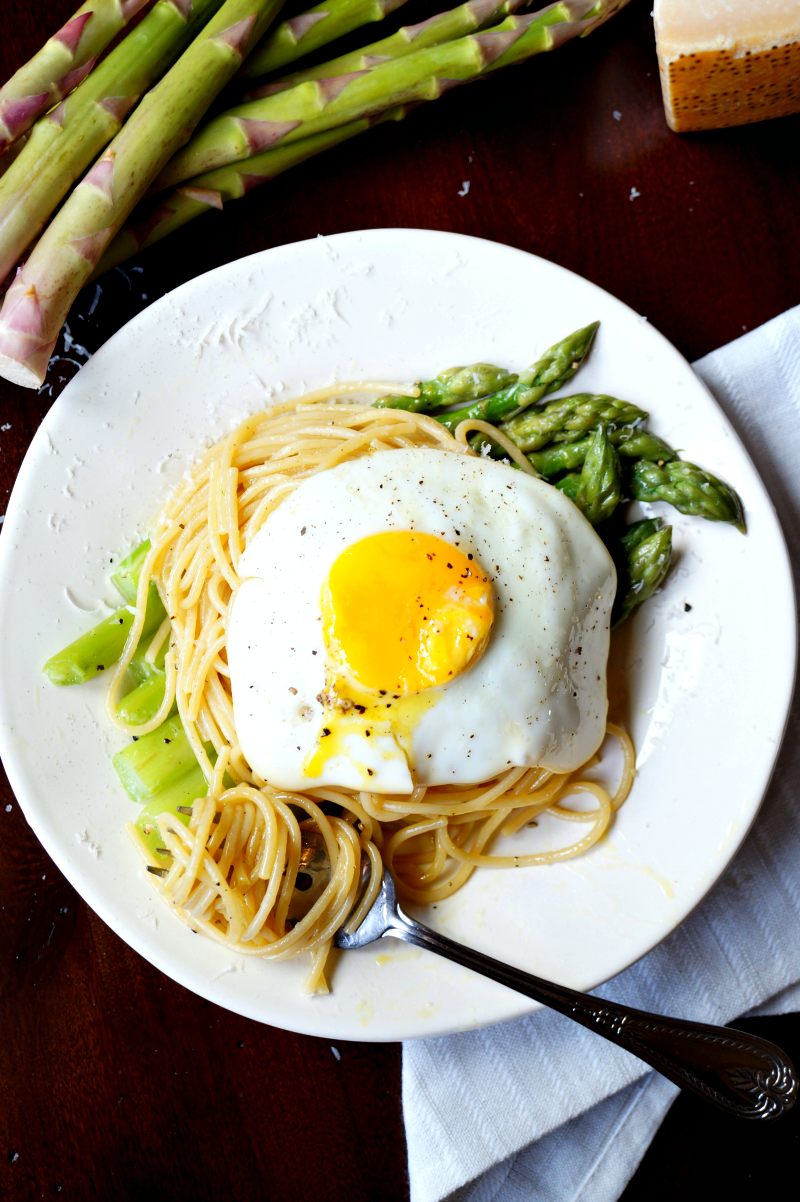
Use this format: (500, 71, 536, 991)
(0, 230, 794, 1041)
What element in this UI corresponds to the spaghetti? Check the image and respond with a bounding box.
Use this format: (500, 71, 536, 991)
(115, 384, 635, 992)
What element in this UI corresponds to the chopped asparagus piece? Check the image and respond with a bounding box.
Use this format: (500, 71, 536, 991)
(498, 393, 647, 453)
(135, 765, 208, 860)
(629, 459, 746, 532)
(116, 675, 173, 726)
(434, 323, 599, 434)
(43, 582, 165, 686)
(376, 363, 518, 413)
(112, 539, 151, 602)
(113, 715, 199, 804)
(528, 428, 675, 477)
(613, 524, 673, 626)
(553, 473, 582, 501)
(615, 429, 676, 463)
(577, 427, 622, 525)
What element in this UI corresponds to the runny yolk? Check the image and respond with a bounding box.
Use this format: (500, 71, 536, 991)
(320, 531, 494, 694)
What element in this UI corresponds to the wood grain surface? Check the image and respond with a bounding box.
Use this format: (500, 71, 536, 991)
(1, 2, 799, 1199)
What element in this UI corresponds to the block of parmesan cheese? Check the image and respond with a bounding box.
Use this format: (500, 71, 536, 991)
(654, 0, 800, 131)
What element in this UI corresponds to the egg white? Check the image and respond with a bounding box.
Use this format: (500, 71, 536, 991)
(227, 447, 616, 793)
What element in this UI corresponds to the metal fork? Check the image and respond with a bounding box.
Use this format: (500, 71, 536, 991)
(334, 867, 798, 1119)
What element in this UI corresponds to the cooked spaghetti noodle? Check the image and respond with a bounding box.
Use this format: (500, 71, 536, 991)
(115, 384, 635, 992)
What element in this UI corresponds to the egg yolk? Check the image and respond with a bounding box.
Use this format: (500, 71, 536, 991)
(320, 531, 494, 695)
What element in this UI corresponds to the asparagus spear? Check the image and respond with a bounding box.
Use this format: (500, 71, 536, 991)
(554, 472, 581, 501)
(113, 714, 200, 803)
(434, 322, 599, 433)
(43, 583, 166, 686)
(0, 1, 150, 155)
(0, 0, 285, 388)
(619, 516, 663, 553)
(94, 3, 631, 275)
(135, 765, 207, 860)
(612, 522, 673, 626)
(252, 0, 534, 90)
(376, 361, 518, 413)
(151, 3, 628, 191)
(117, 713, 231, 805)
(117, 675, 174, 725)
(112, 539, 152, 603)
(91, 109, 407, 278)
(629, 459, 746, 532)
(240, 0, 411, 81)
(576, 426, 622, 524)
(493, 392, 645, 452)
(527, 427, 675, 476)
(0, 0, 227, 285)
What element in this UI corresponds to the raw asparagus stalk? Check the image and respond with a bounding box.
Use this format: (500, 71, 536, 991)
(376, 360, 518, 413)
(434, 322, 599, 433)
(239, 0, 411, 81)
(496, 392, 646, 452)
(0, 0, 285, 388)
(527, 427, 675, 476)
(629, 459, 746, 532)
(94, 2, 631, 276)
(43, 583, 166, 686)
(113, 714, 200, 803)
(253, 0, 534, 91)
(0, 0, 227, 285)
(576, 425, 621, 524)
(151, 2, 628, 191)
(91, 108, 407, 277)
(612, 521, 673, 626)
(0, 0, 150, 155)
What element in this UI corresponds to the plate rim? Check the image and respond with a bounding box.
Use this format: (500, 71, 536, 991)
(0, 227, 795, 1040)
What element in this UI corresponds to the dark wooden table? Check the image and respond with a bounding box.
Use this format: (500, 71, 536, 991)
(2, 2, 799, 1199)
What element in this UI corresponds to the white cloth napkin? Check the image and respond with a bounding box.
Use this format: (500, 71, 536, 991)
(402, 304, 800, 1202)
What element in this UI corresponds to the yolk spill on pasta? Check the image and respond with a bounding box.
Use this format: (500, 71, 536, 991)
(303, 531, 494, 782)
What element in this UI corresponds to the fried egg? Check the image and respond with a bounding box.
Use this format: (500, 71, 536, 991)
(227, 447, 615, 794)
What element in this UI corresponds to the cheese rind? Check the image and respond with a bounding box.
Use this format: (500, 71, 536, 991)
(654, 0, 800, 132)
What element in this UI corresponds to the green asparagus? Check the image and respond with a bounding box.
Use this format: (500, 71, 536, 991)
(0, 0, 226, 285)
(629, 459, 746, 532)
(496, 393, 646, 453)
(612, 522, 673, 626)
(0, 1, 150, 155)
(151, 5, 628, 191)
(135, 765, 207, 860)
(239, 0, 411, 81)
(92, 109, 408, 278)
(0, 0, 285, 388)
(116, 675, 173, 726)
(619, 517, 664, 554)
(92, 3, 632, 277)
(434, 323, 599, 434)
(43, 583, 166, 686)
(112, 539, 152, 603)
(113, 714, 199, 804)
(576, 427, 622, 525)
(554, 472, 581, 501)
(376, 361, 518, 412)
(527, 427, 674, 477)
(260, 0, 531, 90)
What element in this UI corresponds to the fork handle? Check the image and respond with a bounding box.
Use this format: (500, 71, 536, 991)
(389, 908, 798, 1120)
